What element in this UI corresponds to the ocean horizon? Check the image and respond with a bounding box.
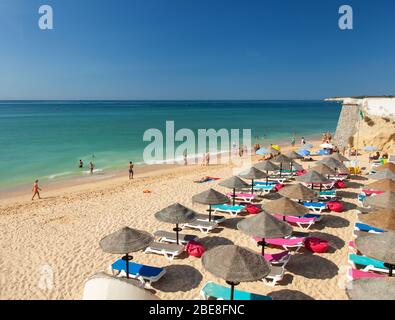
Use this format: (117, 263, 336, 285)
(0, 100, 341, 189)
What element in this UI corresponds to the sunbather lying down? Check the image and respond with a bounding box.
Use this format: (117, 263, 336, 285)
(194, 176, 220, 183)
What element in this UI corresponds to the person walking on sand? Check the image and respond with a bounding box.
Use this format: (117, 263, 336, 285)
(128, 161, 134, 179)
(206, 152, 210, 166)
(32, 179, 42, 200)
(89, 161, 95, 175)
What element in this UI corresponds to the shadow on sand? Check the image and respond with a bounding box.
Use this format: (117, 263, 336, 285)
(152, 265, 202, 292)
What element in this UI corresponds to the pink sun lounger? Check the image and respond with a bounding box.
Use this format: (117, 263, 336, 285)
(273, 214, 319, 230)
(253, 236, 306, 252)
(347, 268, 386, 280)
(361, 189, 385, 196)
(263, 250, 291, 266)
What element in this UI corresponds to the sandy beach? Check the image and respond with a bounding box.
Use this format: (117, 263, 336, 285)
(0, 138, 373, 300)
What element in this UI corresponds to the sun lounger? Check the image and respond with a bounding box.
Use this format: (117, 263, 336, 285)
(182, 220, 218, 234)
(263, 265, 285, 286)
(226, 193, 257, 203)
(273, 214, 319, 230)
(329, 174, 349, 181)
(251, 184, 276, 195)
(263, 250, 291, 266)
(361, 189, 385, 196)
(349, 254, 390, 274)
(153, 230, 198, 245)
(144, 242, 184, 261)
(212, 204, 246, 217)
(304, 182, 336, 190)
(110, 259, 166, 284)
(254, 181, 276, 186)
(268, 177, 287, 184)
(253, 236, 306, 252)
(347, 267, 386, 280)
(357, 193, 367, 206)
(196, 213, 226, 224)
(317, 190, 337, 200)
(355, 223, 384, 234)
(302, 201, 327, 213)
(200, 281, 272, 300)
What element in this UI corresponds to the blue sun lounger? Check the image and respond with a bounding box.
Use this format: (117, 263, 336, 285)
(200, 282, 273, 300)
(212, 204, 245, 217)
(302, 202, 327, 213)
(349, 254, 389, 274)
(355, 223, 384, 233)
(111, 259, 166, 284)
(254, 181, 276, 186)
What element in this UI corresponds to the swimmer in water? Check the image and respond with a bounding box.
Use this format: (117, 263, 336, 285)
(32, 179, 42, 200)
(89, 161, 95, 175)
(79, 159, 84, 168)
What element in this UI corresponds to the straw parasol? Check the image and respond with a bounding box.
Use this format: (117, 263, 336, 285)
(363, 191, 395, 210)
(253, 161, 280, 185)
(281, 161, 303, 171)
(376, 162, 395, 173)
(154, 203, 198, 244)
(359, 209, 395, 232)
(219, 176, 250, 206)
(355, 231, 395, 276)
(366, 179, 395, 192)
(237, 212, 293, 255)
(369, 169, 395, 181)
(310, 164, 336, 178)
(296, 170, 331, 191)
(192, 189, 229, 222)
(328, 153, 349, 162)
(278, 183, 317, 201)
(272, 154, 293, 177)
(318, 157, 349, 174)
(100, 227, 154, 279)
(262, 196, 309, 221)
(346, 278, 395, 300)
(285, 151, 304, 160)
(238, 167, 268, 194)
(202, 245, 270, 300)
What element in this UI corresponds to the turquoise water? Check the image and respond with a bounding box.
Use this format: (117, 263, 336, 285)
(0, 100, 341, 189)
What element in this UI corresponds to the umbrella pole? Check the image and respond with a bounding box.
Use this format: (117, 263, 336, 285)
(209, 205, 212, 222)
(233, 188, 236, 206)
(320, 184, 323, 192)
(251, 179, 254, 195)
(174, 223, 181, 245)
(258, 239, 266, 256)
(122, 253, 132, 279)
(266, 171, 269, 186)
(226, 281, 238, 300)
(385, 263, 394, 277)
(280, 163, 282, 178)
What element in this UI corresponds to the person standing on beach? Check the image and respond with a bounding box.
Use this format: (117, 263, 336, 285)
(291, 134, 296, 147)
(327, 132, 332, 142)
(89, 161, 95, 175)
(32, 179, 41, 200)
(128, 161, 134, 179)
(301, 137, 306, 146)
(206, 152, 210, 166)
(322, 133, 327, 143)
(183, 150, 188, 166)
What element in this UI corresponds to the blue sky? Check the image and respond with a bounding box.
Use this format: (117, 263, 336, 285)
(0, 0, 394, 100)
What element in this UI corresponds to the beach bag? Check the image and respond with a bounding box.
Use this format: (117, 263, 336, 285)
(305, 238, 329, 253)
(335, 180, 347, 189)
(246, 204, 261, 214)
(275, 184, 285, 191)
(185, 241, 205, 258)
(327, 201, 344, 212)
(297, 170, 307, 176)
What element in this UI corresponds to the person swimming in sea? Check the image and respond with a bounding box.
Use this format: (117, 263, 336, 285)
(128, 161, 134, 179)
(32, 179, 42, 200)
(79, 159, 84, 168)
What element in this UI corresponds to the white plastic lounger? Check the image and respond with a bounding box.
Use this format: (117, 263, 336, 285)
(304, 182, 336, 190)
(144, 242, 184, 261)
(212, 204, 246, 217)
(263, 265, 285, 287)
(182, 220, 218, 234)
(268, 177, 287, 184)
(153, 230, 198, 245)
(302, 201, 328, 214)
(110, 260, 166, 285)
(196, 213, 226, 224)
(226, 193, 257, 203)
(252, 184, 276, 195)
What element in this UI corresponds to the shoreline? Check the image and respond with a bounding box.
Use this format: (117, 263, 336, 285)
(0, 133, 323, 206)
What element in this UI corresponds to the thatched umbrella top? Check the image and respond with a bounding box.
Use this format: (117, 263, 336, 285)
(359, 209, 395, 232)
(192, 188, 229, 205)
(99, 227, 154, 254)
(347, 278, 395, 300)
(237, 212, 293, 238)
(262, 197, 309, 216)
(296, 170, 331, 184)
(272, 154, 293, 164)
(285, 151, 304, 160)
(238, 167, 268, 180)
(310, 164, 336, 176)
(366, 179, 395, 192)
(281, 162, 303, 171)
(154, 203, 198, 224)
(278, 183, 317, 201)
(219, 176, 250, 190)
(355, 231, 395, 265)
(363, 191, 395, 209)
(253, 160, 280, 172)
(318, 157, 349, 173)
(328, 153, 349, 162)
(369, 169, 395, 181)
(376, 162, 395, 173)
(202, 245, 270, 283)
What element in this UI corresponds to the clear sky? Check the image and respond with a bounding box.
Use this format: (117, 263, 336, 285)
(0, 0, 394, 100)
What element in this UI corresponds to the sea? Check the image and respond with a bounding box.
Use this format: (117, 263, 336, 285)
(0, 100, 341, 190)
